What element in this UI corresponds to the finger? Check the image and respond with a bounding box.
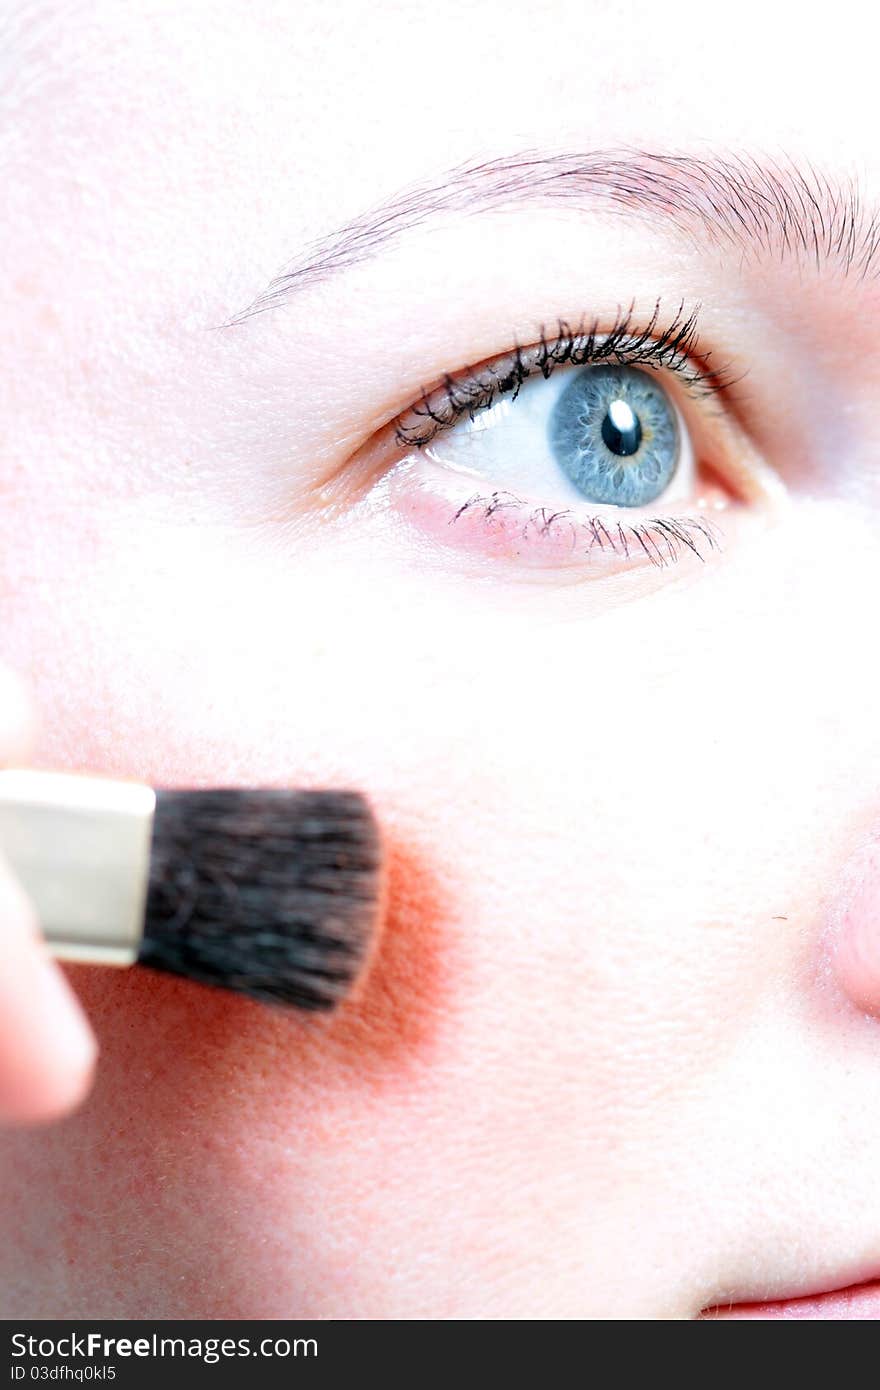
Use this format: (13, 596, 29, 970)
(0, 859, 98, 1124)
(0, 665, 97, 1122)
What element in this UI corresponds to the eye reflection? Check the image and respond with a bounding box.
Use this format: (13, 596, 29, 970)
(602, 398, 642, 456)
(549, 365, 679, 507)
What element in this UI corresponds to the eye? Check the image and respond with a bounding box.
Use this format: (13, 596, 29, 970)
(422, 362, 692, 511)
(345, 303, 780, 579)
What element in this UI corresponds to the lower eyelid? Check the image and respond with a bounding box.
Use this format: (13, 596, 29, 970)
(381, 456, 730, 577)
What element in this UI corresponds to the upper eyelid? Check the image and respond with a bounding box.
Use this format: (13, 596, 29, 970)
(393, 301, 742, 449)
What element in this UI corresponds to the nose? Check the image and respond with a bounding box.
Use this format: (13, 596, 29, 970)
(831, 833, 880, 1016)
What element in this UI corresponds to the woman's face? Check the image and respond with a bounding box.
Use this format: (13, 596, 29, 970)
(2, 0, 879, 1319)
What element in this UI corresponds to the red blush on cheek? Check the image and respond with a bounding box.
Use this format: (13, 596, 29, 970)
(319, 832, 456, 1074)
(24, 833, 460, 1318)
(65, 828, 457, 1112)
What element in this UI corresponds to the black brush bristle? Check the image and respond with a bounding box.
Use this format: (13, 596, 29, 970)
(138, 789, 383, 1010)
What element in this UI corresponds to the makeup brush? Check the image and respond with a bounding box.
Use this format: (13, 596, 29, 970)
(0, 771, 384, 1011)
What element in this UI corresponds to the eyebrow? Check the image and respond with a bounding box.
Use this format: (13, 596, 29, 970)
(227, 149, 880, 324)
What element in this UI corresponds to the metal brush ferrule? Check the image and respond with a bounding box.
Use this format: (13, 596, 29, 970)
(0, 770, 155, 964)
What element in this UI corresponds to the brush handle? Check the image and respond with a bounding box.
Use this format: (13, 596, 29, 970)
(0, 770, 155, 964)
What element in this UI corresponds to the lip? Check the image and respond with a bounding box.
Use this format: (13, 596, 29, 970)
(702, 1279, 880, 1320)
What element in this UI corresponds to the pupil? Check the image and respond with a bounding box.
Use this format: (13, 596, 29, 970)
(600, 398, 642, 457)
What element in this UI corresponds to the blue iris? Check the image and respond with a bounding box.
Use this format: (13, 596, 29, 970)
(547, 365, 679, 507)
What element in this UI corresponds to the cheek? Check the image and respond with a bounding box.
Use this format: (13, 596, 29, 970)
(0, 497, 878, 1316)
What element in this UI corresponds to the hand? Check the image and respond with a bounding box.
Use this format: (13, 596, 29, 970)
(0, 666, 97, 1123)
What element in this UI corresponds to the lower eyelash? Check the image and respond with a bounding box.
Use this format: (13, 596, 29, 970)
(449, 491, 723, 568)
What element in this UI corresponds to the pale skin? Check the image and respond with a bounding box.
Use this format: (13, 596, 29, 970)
(1, 0, 880, 1319)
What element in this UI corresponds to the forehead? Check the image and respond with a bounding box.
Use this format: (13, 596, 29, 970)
(2, 1, 872, 276)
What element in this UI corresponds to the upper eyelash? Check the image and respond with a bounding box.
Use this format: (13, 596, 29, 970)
(394, 299, 739, 448)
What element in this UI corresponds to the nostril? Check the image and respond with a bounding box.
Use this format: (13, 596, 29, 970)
(830, 835, 880, 1018)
